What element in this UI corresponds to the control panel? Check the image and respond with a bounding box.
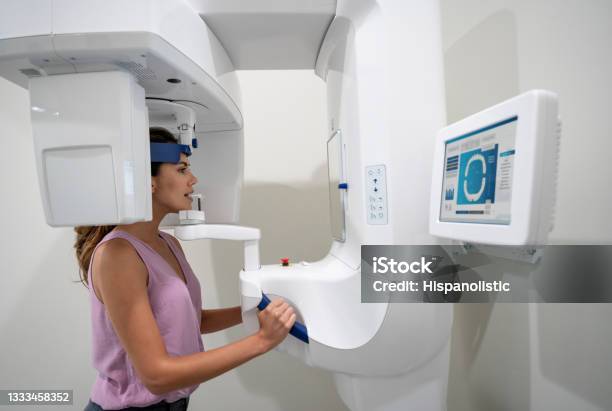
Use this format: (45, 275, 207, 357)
(365, 165, 388, 225)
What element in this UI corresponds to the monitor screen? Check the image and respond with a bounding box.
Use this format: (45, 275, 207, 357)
(439, 116, 517, 224)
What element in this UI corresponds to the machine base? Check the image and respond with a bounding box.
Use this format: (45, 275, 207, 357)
(333, 340, 451, 411)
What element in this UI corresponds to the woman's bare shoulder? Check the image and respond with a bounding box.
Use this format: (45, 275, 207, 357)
(96, 237, 140, 262)
(93, 238, 148, 287)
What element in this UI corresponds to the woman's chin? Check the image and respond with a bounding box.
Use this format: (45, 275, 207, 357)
(175, 198, 193, 212)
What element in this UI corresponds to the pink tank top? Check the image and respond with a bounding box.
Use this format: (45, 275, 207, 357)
(87, 229, 204, 410)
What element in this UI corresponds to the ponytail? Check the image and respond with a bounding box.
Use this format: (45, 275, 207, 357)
(73, 225, 116, 287)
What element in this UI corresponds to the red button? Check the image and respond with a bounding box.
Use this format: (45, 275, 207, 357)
(281, 258, 290, 266)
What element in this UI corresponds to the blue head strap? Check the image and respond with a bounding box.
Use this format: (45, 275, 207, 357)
(150, 142, 192, 164)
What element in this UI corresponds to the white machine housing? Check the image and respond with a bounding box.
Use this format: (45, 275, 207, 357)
(429, 90, 560, 245)
(29, 71, 150, 226)
(0, 0, 244, 226)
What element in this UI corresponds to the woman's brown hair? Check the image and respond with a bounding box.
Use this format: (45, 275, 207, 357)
(74, 127, 179, 287)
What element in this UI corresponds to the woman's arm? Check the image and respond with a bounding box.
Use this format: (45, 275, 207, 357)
(200, 307, 242, 334)
(94, 239, 295, 396)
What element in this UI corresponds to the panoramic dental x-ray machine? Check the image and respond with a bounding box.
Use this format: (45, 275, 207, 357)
(0, 1, 561, 410)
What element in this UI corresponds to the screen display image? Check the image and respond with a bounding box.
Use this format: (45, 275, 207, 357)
(440, 116, 517, 224)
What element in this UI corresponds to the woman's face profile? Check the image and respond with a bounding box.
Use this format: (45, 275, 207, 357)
(152, 153, 198, 213)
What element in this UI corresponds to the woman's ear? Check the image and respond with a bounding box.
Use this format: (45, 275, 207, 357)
(151, 176, 157, 194)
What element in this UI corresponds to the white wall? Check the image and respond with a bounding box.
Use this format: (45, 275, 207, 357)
(0, 70, 346, 411)
(441, 1, 612, 410)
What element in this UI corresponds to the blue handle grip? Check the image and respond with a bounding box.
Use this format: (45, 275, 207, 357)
(257, 294, 309, 344)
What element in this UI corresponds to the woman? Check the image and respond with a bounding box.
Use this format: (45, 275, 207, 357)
(76, 127, 296, 411)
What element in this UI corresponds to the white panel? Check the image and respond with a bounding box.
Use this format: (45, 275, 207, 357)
(29, 71, 149, 226)
(190, 0, 336, 69)
(44, 146, 118, 224)
(202, 13, 334, 69)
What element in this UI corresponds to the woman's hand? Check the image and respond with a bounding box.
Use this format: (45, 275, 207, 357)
(255, 298, 296, 353)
